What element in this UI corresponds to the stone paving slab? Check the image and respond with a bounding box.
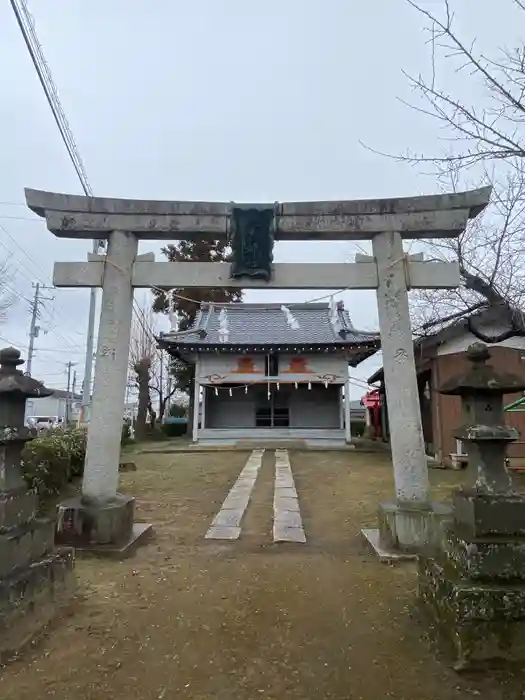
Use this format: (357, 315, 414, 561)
(274, 510, 303, 528)
(221, 494, 250, 510)
(273, 450, 306, 544)
(205, 525, 241, 540)
(273, 523, 307, 543)
(274, 486, 298, 499)
(274, 496, 300, 512)
(211, 509, 243, 527)
(205, 450, 264, 540)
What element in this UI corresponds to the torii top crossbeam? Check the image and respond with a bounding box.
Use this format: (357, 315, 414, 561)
(25, 186, 491, 241)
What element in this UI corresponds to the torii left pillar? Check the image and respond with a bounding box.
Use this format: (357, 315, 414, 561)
(56, 230, 152, 554)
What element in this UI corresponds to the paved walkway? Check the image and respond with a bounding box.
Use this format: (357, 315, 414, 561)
(205, 449, 306, 543)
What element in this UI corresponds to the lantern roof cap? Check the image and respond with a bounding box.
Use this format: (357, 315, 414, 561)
(0, 347, 53, 398)
(440, 342, 525, 396)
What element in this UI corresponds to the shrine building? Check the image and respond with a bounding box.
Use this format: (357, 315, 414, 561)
(160, 301, 379, 446)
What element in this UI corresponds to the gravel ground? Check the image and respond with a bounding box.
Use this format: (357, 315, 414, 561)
(2, 448, 525, 700)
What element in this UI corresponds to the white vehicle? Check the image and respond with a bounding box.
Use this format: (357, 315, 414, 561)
(27, 416, 64, 432)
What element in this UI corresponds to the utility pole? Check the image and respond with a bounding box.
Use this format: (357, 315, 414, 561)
(159, 349, 164, 417)
(79, 240, 100, 426)
(26, 282, 54, 376)
(65, 361, 76, 424)
(72, 369, 77, 425)
(26, 282, 40, 377)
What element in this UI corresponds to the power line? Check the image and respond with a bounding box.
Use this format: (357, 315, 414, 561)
(0, 214, 46, 224)
(0, 218, 90, 345)
(9, 0, 92, 196)
(9, 0, 104, 423)
(132, 301, 157, 345)
(31, 346, 87, 354)
(0, 334, 21, 347)
(0, 222, 48, 286)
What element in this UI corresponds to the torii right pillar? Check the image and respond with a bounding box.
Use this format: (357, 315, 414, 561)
(361, 190, 491, 557)
(362, 233, 450, 558)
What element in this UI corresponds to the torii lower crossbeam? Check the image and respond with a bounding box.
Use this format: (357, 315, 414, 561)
(53, 260, 460, 290)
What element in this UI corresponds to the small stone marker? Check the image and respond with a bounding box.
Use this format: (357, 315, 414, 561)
(119, 461, 137, 472)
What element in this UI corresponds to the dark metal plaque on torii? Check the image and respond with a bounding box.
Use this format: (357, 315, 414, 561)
(229, 205, 275, 281)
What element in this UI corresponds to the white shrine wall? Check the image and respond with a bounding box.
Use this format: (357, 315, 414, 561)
(196, 352, 349, 384)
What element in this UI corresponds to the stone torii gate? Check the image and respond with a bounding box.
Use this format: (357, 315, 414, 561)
(25, 186, 491, 555)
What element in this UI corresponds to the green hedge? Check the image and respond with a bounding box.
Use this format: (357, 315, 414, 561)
(21, 428, 87, 498)
(160, 420, 187, 438)
(121, 422, 137, 446)
(351, 421, 366, 437)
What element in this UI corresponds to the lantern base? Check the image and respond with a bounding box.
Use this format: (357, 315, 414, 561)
(0, 487, 37, 531)
(0, 547, 75, 664)
(418, 552, 525, 670)
(442, 525, 525, 581)
(454, 491, 525, 538)
(0, 486, 75, 664)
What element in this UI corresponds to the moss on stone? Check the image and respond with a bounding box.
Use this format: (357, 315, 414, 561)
(419, 554, 525, 667)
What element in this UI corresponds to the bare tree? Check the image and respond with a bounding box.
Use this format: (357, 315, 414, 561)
(148, 349, 179, 424)
(0, 258, 17, 322)
(403, 0, 525, 169)
(399, 0, 525, 339)
(128, 304, 156, 440)
(129, 304, 181, 438)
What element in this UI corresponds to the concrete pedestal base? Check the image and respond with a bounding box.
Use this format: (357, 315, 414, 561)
(55, 493, 152, 557)
(362, 501, 452, 560)
(381, 501, 451, 552)
(361, 528, 417, 563)
(361, 503, 451, 562)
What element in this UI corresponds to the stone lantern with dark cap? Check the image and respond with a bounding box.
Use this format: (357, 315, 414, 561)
(0, 347, 75, 662)
(443, 342, 525, 503)
(0, 347, 53, 491)
(418, 342, 525, 669)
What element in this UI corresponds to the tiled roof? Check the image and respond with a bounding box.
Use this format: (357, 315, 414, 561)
(162, 303, 379, 348)
(48, 390, 83, 400)
(366, 304, 525, 384)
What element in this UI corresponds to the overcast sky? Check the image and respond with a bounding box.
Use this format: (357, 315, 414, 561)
(0, 0, 518, 396)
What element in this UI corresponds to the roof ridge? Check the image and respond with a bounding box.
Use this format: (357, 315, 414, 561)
(199, 302, 330, 310)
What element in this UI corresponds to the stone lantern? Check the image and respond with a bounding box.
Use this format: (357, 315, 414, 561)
(0, 347, 75, 662)
(418, 342, 525, 669)
(0, 347, 52, 492)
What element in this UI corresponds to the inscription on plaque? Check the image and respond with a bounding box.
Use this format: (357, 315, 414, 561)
(229, 206, 275, 281)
